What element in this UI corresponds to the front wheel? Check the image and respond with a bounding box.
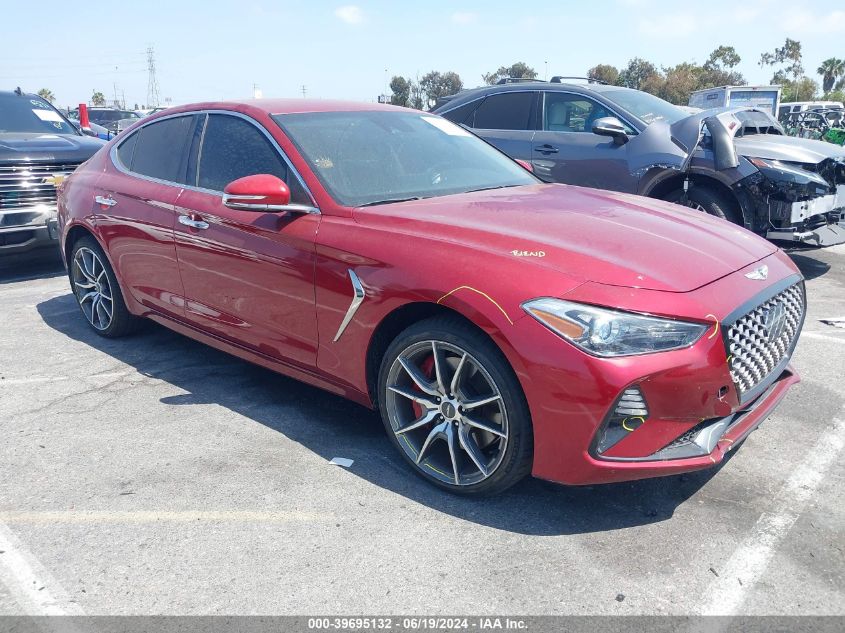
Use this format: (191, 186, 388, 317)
(377, 317, 533, 495)
(664, 186, 741, 224)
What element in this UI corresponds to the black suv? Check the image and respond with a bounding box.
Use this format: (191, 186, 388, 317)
(1, 89, 104, 258)
(434, 78, 845, 246)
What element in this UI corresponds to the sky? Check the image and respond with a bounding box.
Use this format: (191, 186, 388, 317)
(1, 0, 844, 108)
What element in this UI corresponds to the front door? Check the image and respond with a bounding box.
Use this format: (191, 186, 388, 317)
(173, 112, 320, 368)
(531, 91, 638, 193)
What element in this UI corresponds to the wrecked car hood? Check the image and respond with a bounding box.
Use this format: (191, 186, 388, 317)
(734, 134, 845, 164)
(629, 107, 787, 176)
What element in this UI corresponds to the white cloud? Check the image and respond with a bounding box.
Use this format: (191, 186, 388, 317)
(451, 11, 477, 25)
(334, 5, 364, 25)
(637, 13, 698, 38)
(786, 9, 845, 34)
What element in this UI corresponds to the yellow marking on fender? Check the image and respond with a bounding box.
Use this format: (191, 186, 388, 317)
(621, 416, 645, 432)
(709, 456, 717, 463)
(706, 314, 720, 340)
(723, 438, 734, 444)
(437, 286, 514, 325)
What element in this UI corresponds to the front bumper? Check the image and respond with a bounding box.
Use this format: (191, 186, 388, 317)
(766, 217, 845, 247)
(513, 250, 803, 486)
(0, 206, 60, 256)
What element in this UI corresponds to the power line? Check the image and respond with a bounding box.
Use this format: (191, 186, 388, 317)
(146, 46, 161, 108)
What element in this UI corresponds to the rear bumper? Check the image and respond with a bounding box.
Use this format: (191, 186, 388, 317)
(0, 207, 60, 256)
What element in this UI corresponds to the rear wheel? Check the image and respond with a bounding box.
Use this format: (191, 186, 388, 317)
(378, 316, 533, 495)
(69, 236, 139, 338)
(665, 186, 741, 224)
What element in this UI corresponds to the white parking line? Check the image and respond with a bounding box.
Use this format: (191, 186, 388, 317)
(697, 416, 845, 616)
(0, 522, 84, 615)
(801, 331, 845, 345)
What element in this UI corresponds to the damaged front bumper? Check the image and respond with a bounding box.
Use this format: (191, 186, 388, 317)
(735, 160, 845, 246)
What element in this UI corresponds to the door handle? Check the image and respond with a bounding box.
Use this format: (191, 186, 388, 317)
(94, 195, 117, 207)
(534, 144, 559, 154)
(178, 215, 209, 230)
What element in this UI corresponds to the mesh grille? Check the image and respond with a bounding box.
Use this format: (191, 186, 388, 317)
(727, 283, 804, 397)
(0, 163, 79, 211)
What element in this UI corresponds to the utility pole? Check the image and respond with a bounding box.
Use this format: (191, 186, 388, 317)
(146, 46, 161, 108)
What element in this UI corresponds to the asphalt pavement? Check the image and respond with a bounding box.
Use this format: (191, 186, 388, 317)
(0, 244, 843, 616)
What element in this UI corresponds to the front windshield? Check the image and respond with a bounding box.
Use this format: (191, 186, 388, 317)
(0, 93, 78, 135)
(601, 89, 688, 125)
(274, 111, 537, 207)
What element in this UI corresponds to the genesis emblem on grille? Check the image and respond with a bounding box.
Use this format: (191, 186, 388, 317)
(745, 265, 768, 280)
(762, 302, 787, 342)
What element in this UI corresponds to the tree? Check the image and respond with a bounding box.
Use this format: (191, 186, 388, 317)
(91, 91, 106, 106)
(658, 63, 701, 104)
(419, 71, 463, 109)
(619, 58, 659, 90)
(700, 45, 745, 88)
(817, 58, 845, 94)
(587, 64, 620, 86)
(37, 88, 55, 103)
(705, 46, 741, 71)
(389, 76, 411, 107)
(760, 38, 804, 85)
(778, 76, 818, 102)
(482, 62, 537, 85)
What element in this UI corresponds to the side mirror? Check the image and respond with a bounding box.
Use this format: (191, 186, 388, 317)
(591, 117, 628, 144)
(515, 159, 534, 173)
(81, 127, 98, 137)
(223, 174, 291, 211)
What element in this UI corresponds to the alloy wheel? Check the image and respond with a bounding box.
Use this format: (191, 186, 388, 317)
(384, 340, 509, 486)
(71, 247, 114, 331)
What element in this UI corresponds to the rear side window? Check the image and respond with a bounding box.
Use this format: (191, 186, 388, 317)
(130, 115, 195, 183)
(116, 132, 138, 168)
(197, 114, 310, 204)
(472, 92, 535, 130)
(440, 100, 481, 126)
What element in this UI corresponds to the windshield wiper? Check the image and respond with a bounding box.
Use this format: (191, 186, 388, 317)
(463, 184, 522, 194)
(358, 196, 422, 207)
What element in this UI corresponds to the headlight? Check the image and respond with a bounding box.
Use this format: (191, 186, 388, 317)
(747, 157, 830, 188)
(522, 298, 708, 357)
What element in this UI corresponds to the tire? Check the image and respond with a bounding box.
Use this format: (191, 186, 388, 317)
(377, 316, 533, 495)
(665, 186, 741, 224)
(69, 236, 139, 338)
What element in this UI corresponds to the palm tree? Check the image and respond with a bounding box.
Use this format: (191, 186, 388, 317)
(37, 88, 55, 103)
(817, 58, 845, 94)
(91, 91, 106, 106)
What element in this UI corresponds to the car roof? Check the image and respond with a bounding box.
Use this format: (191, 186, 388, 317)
(435, 81, 630, 110)
(162, 99, 407, 117)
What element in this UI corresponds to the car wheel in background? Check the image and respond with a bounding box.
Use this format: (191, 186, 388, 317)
(665, 186, 741, 224)
(378, 316, 533, 495)
(69, 236, 139, 338)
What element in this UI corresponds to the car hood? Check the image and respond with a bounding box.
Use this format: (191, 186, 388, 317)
(734, 134, 845, 164)
(0, 132, 105, 165)
(355, 184, 776, 293)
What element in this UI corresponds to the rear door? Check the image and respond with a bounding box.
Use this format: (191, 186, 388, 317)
(173, 112, 320, 368)
(457, 91, 538, 162)
(531, 91, 638, 192)
(93, 114, 199, 319)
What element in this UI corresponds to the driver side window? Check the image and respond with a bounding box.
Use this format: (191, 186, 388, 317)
(543, 92, 631, 134)
(196, 113, 311, 205)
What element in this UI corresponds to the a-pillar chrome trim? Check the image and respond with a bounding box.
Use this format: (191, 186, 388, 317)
(333, 270, 365, 342)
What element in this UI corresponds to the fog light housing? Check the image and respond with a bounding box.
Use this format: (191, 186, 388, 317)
(596, 387, 649, 454)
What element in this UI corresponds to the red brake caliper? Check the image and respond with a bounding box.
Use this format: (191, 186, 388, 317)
(411, 354, 436, 420)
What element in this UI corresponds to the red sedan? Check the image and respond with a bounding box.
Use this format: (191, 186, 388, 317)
(57, 100, 805, 495)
